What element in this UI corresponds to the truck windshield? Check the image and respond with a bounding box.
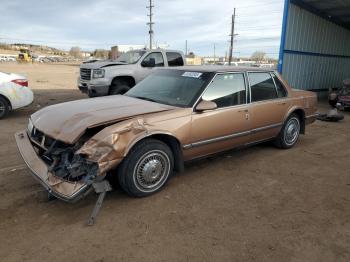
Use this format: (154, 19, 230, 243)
(126, 69, 213, 107)
(116, 51, 146, 64)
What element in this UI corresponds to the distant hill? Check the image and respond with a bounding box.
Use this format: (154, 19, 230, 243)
(0, 43, 68, 56)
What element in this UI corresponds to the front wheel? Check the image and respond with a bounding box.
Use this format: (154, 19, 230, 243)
(109, 79, 131, 95)
(118, 139, 174, 197)
(274, 113, 301, 149)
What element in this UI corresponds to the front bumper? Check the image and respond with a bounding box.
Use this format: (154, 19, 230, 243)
(15, 130, 92, 202)
(78, 80, 109, 97)
(338, 100, 350, 108)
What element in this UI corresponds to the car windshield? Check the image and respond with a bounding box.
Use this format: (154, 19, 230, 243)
(126, 69, 213, 107)
(115, 50, 146, 64)
(340, 87, 350, 96)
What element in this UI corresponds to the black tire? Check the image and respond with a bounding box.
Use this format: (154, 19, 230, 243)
(0, 96, 10, 120)
(118, 139, 174, 197)
(109, 80, 131, 95)
(87, 91, 98, 98)
(274, 113, 301, 149)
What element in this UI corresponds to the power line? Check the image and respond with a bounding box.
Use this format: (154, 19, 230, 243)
(235, 0, 283, 9)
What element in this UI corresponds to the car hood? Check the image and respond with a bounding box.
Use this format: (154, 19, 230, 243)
(80, 60, 130, 69)
(339, 95, 350, 102)
(31, 95, 175, 144)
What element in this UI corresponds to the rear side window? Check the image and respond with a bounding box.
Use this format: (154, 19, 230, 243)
(272, 74, 287, 98)
(166, 52, 184, 66)
(248, 72, 278, 102)
(202, 73, 246, 108)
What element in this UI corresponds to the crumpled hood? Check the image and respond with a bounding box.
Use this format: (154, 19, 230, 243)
(31, 95, 175, 144)
(80, 60, 128, 69)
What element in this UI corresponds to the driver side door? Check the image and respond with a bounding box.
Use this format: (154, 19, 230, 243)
(136, 52, 165, 82)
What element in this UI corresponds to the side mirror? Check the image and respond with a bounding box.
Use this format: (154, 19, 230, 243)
(141, 58, 156, 67)
(195, 100, 217, 112)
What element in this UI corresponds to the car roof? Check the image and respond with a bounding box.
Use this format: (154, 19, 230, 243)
(130, 48, 184, 53)
(165, 65, 275, 73)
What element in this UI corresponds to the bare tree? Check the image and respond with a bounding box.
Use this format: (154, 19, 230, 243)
(251, 51, 266, 63)
(69, 46, 82, 58)
(93, 49, 109, 59)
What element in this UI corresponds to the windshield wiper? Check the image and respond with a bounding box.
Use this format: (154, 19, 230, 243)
(132, 96, 158, 103)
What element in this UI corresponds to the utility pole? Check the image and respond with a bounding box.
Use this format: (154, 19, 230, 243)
(185, 40, 188, 56)
(213, 43, 216, 64)
(147, 0, 154, 49)
(228, 8, 236, 65)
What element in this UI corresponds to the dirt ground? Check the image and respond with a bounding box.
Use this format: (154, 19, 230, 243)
(0, 63, 349, 262)
(0, 62, 80, 89)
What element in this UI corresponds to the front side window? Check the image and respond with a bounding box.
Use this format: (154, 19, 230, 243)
(272, 74, 287, 98)
(248, 72, 278, 102)
(202, 73, 246, 108)
(166, 52, 184, 66)
(142, 52, 164, 67)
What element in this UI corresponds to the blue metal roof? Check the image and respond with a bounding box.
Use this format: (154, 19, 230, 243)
(277, 0, 350, 90)
(291, 0, 350, 30)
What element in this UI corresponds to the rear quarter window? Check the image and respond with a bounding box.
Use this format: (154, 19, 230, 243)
(272, 74, 288, 98)
(166, 52, 184, 66)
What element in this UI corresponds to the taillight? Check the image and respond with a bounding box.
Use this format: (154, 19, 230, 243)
(11, 79, 28, 87)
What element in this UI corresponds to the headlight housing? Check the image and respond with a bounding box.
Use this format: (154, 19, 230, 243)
(92, 69, 105, 79)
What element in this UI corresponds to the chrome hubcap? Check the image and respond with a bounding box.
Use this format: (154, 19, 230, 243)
(284, 117, 300, 145)
(134, 151, 170, 192)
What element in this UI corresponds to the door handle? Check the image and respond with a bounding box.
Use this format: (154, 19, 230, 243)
(238, 109, 249, 113)
(278, 102, 287, 105)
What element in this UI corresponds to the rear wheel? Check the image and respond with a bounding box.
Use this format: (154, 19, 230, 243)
(118, 139, 174, 197)
(0, 96, 10, 120)
(274, 113, 301, 149)
(109, 79, 131, 95)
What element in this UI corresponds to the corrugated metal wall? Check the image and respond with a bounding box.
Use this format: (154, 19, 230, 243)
(281, 3, 350, 90)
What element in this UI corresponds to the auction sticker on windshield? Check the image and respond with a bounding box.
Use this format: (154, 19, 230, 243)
(182, 72, 202, 78)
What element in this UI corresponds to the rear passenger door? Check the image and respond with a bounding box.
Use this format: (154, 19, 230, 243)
(165, 52, 184, 67)
(247, 72, 290, 143)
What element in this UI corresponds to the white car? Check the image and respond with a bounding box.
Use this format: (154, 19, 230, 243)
(7, 57, 16, 62)
(0, 72, 34, 119)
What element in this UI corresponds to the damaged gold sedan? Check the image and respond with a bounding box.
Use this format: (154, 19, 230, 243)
(15, 66, 318, 202)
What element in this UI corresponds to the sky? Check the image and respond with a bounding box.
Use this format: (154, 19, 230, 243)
(0, 0, 285, 58)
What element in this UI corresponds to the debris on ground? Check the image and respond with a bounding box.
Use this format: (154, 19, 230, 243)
(317, 108, 344, 122)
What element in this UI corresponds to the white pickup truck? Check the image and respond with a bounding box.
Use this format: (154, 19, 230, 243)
(78, 49, 185, 97)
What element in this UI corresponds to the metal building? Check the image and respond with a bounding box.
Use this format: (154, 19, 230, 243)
(278, 0, 350, 91)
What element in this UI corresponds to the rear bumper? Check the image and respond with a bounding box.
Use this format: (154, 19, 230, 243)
(15, 130, 91, 202)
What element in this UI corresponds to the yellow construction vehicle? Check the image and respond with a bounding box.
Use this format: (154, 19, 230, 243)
(17, 49, 32, 63)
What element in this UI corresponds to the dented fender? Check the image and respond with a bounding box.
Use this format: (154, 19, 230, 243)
(77, 117, 181, 175)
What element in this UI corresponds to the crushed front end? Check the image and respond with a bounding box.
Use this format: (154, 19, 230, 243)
(15, 123, 102, 202)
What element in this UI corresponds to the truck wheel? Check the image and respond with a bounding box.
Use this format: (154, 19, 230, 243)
(87, 90, 98, 98)
(118, 139, 174, 197)
(274, 113, 301, 149)
(0, 96, 10, 120)
(109, 79, 130, 95)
